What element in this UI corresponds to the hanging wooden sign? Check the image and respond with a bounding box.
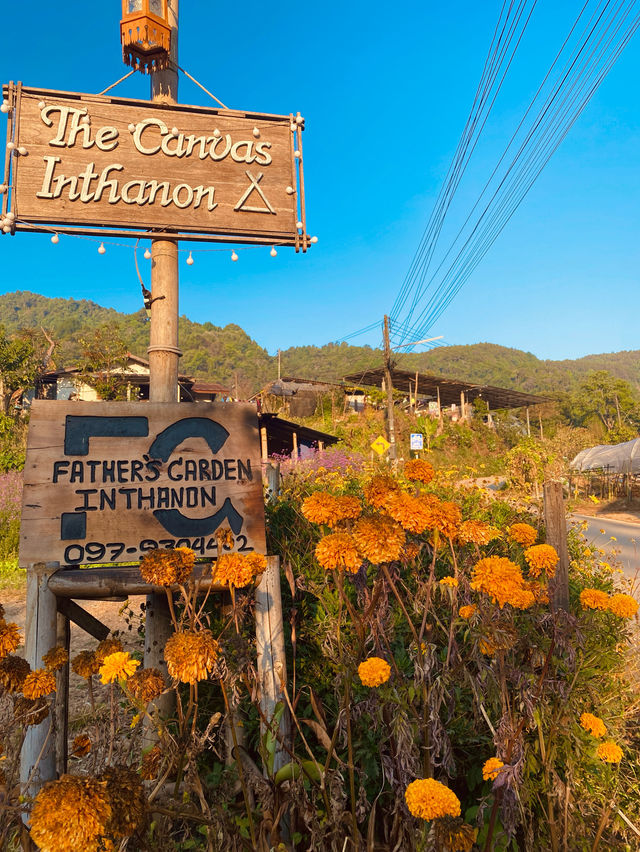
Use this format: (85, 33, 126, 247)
(1, 83, 309, 249)
(19, 400, 267, 567)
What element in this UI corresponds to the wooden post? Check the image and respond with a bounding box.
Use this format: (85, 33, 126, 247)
(415, 370, 419, 414)
(255, 556, 290, 775)
(260, 425, 269, 463)
(539, 411, 544, 440)
(264, 462, 280, 502)
(21, 562, 59, 802)
(292, 430, 298, 463)
(543, 481, 570, 612)
(145, 0, 180, 728)
(54, 610, 70, 777)
(526, 406, 531, 438)
(382, 315, 397, 461)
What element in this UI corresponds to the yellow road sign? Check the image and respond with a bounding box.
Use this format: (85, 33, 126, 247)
(371, 435, 391, 456)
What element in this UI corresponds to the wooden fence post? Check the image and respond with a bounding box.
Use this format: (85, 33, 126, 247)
(21, 562, 59, 804)
(543, 481, 570, 612)
(55, 609, 70, 777)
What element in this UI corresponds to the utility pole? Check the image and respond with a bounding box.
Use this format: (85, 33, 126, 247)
(382, 315, 397, 461)
(145, 0, 179, 721)
(277, 349, 281, 380)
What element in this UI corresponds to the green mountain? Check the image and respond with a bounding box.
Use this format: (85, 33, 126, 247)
(1, 291, 637, 397)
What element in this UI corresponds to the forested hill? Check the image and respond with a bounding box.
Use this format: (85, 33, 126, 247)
(1, 290, 638, 397)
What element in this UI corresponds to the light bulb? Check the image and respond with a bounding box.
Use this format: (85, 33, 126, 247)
(0, 102, 9, 114)
(80, 115, 90, 125)
(2, 225, 11, 234)
(128, 123, 136, 133)
(0, 185, 6, 194)
(171, 126, 179, 136)
(213, 128, 221, 137)
(51, 234, 59, 244)
(270, 247, 277, 257)
(310, 236, 318, 244)
(6, 142, 15, 151)
(231, 251, 238, 262)
(253, 127, 260, 138)
(290, 123, 297, 132)
(38, 101, 45, 109)
(296, 221, 303, 230)
(144, 248, 151, 259)
(294, 150, 301, 158)
(98, 242, 106, 255)
(18, 147, 27, 156)
(5, 211, 14, 221)
(186, 251, 194, 266)
(286, 186, 295, 195)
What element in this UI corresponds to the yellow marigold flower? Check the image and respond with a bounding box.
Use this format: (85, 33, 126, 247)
(385, 491, 434, 533)
(0, 655, 30, 692)
(358, 656, 391, 687)
(0, 620, 21, 659)
(301, 492, 343, 527)
(127, 667, 166, 704)
(352, 515, 406, 565)
(22, 668, 56, 699)
(459, 604, 476, 619)
(606, 594, 638, 619)
(100, 765, 147, 838)
(458, 520, 502, 545)
(95, 637, 124, 666)
(471, 557, 534, 609)
(440, 576, 458, 588)
(580, 588, 610, 610)
(215, 552, 266, 588)
(30, 774, 112, 852)
(139, 547, 194, 586)
(424, 498, 462, 540)
(580, 712, 607, 738)
(71, 650, 99, 679)
(14, 696, 49, 727)
(596, 741, 623, 763)
(165, 629, 219, 684)
(71, 734, 92, 757)
(316, 533, 362, 573)
(364, 473, 401, 508)
(524, 544, 559, 578)
(482, 757, 504, 781)
(42, 646, 69, 673)
(99, 651, 141, 684)
(404, 458, 434, 483)
(405, 778, 461, 820)
(508, 523, 537, 547)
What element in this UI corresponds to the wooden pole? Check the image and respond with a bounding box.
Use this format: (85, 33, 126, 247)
(539, 410, 544, 440)
(260, 425, 269, 462)
(382, 316, 397, 461)
(54, 610, 70, 777)
(543, 481, 570, 612)
(526, 406, 531, 438)
(145, 0, 180, 729)
(292, 430, 298, 463)
(21, 562, 59, 803)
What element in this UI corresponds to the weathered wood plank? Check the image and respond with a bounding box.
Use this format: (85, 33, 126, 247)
(47, 562, 226, 598)
(56, 598, 110, 641)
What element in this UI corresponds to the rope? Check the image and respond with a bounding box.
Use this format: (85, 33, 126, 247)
(171, 63, 230, 109)
(96, 70, 136, 96)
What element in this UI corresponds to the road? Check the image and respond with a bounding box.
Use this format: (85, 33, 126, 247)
(570, 514, 640, 583)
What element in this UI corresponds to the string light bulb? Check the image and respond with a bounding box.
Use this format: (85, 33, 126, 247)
(270, 246, 277, 257)
(294, 150, 301, 158)
(128, 123, 136, 133)
(6, 142, 15, 151)
(0, 185, 6, 194)
(0, 101, 9, 114)
(38, 101, 45, 110)
(253, 127, 260, 138)
(186, 251, 194, 266)
(51, 234, 59, 244)
(231, 251, 238, 262)
(18, 147, 27, 156)
(310, 236, 318, 244)
(286, 186, 295, 195)
(2, 225, 11, 234)
(98, 242, 106, 255)
(171, 127, 179, 136)
(213, 128, 221, 137)
(296, 221, 303, 229)
(144, 248, 151, 259)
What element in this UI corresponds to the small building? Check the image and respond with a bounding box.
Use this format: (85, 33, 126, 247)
(258, 412, 339, 459)
(253, 376, 349, 418)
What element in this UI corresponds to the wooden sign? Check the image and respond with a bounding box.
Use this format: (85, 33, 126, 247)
(20, 400, 267, 567)
(2, 83, 308, 249)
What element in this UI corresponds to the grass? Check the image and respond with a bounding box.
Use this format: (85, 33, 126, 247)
(0, 558, 25, 592)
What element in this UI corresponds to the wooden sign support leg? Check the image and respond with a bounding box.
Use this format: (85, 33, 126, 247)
(543, 480, 570, 612)
(21, 562, 59, 808)
(55, 610, 70, 777)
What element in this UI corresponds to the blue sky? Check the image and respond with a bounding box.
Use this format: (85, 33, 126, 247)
(0, 1, 638, 361)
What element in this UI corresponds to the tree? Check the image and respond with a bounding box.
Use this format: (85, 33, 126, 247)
(563, 370, 639, 441)
(77, 323, 130, 401)
(0, 325, 40, 414)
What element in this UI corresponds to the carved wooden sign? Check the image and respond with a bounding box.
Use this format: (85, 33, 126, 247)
(2, 83, 308, 248)
(20, 400, 267, 567)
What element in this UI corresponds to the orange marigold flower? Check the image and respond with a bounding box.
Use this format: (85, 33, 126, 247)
(404, 458, 434, 484)
(580, 588, 610, 610)
(316, 533, 362, 573)
(140, 744, 164, 780)
(580, 712, 607, 738)
(127, 668, 166, 704)
(606, 594, 638, 619)
(165, 630, 219, 684)
(30, 774, 112, 852)
(459, 605, 476, 619)
(352, 515, 406, 564)
(425, 499, 462, 540)
(42, 646, 69, 673)
(22, 669, 56, 699)
(385, 491, 434, 534)
(100, 765, 147, 838)
(479, 638, 496, 656)
(14, 696, 49, 727)
(215, 552, 266, 588)
(401, 541, 421, 564)
(0, 655, 30, 692)
(439, 576, 458, 588)
(435, 820, 477, 852)
(335, 495, 362, 521)
(0, 620, 21, 659)
(508, 523, 537, 547)
(596, 741, 623, 763)
(139, 547, 194, 586)
(458, 520, 502, 545)
(71, 734, 92, 757)
(363, 474, 401, 509)
(358, 657, 391, 687)
(99, 651, 140, 684)
(405, 778, 461, 820)
(524, 544, 559, 578)
(527, 580, 550, 605)
(301, 492, 343, 527)
(482, 757, 504, 781)
(471, 556, 534, 609)
(71, 650, 99, 679)
(95, 637, 124, 666)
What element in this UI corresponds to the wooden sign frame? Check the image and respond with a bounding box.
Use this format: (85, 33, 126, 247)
(2, 83, 309, 249)
(19, 400, 267, 567)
